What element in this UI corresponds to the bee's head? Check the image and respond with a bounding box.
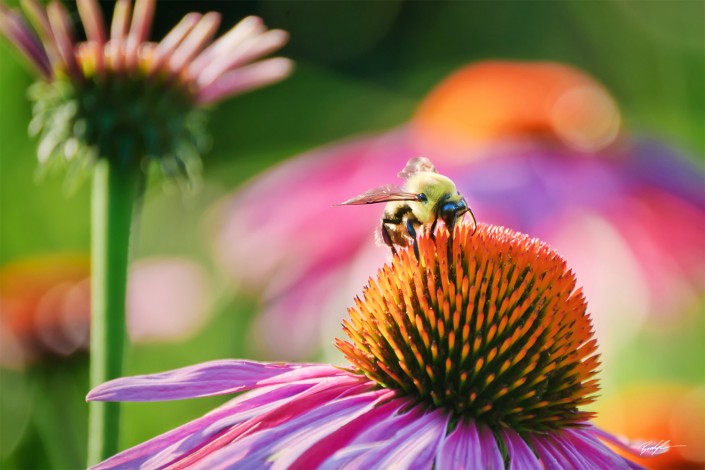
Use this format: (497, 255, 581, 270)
(438, 195, 468, 231)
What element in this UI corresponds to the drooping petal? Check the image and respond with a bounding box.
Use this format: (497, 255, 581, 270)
(436, 419, 504, 470)
(317, 405, 448, 469)
(186, 382, 388, 468)
(564, 428, 647, 469)
(500, 429, 542, 470)
(86, 360, 344, 402)
(290, 393, 402, 468)
(343, 408, 449, 470)
(92, 377, 337, 469)
(158, 375, 372, 468)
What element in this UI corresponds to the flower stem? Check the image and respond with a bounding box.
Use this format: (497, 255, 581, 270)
(87, 159, 139, 465)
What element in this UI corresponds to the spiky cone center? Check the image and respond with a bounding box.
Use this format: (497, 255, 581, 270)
(337, 223, 601, 433)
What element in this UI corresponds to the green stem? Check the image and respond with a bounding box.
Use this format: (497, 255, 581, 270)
(87, 159, 139, 466)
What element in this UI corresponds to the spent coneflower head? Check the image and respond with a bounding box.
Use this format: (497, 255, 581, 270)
(87, 223, 656, 469)
(338, 223, 600, 434)
(0, 0, 292, 178)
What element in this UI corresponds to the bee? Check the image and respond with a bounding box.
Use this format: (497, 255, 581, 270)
(340, 157, 476, 257)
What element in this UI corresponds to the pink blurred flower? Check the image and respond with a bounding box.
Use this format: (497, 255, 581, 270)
(0, 254, 211, 368)
(214, 61, 705, 360)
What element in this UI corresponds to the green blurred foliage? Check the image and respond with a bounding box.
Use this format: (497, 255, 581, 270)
(0, 0, 702, 467)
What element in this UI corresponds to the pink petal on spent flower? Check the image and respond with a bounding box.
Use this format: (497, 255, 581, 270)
(196, 57, 292, 104)
(195, 28, 290, 88)
(46, 1, 81, 80)
(127, 0, 154, 47)
(109, 0, 130, 42)
(167, 12, 221, 75)
(0, 4, 51, 77)
(188, 15, 264, 83)
(149, 12, 201, 75)
(76, 0, 106, 45)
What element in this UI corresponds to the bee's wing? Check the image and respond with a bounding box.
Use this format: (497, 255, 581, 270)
(397, 157, 437, 179)
(339, 184, 420, 205)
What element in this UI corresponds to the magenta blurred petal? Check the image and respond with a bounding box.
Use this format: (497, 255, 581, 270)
(127, 258, 211, 343)
(215, 121, 704, 360)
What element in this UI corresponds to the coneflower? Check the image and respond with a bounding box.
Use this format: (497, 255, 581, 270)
(88, 224, 659, 469)
(0, 0, 292, 179)
(0, 0, 291, 463)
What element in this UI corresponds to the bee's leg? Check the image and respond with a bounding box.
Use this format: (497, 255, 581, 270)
(406, 219, 419, 259)
(429, 218, 438, 240)
(467, 207, 478, 235)
(381, 221, 397, 256)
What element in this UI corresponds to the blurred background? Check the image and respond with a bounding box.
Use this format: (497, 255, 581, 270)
(1, 1, 703, 468)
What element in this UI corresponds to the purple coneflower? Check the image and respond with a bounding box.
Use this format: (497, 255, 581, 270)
(0, 0, 292, 178)
(88, 224, 657, 468)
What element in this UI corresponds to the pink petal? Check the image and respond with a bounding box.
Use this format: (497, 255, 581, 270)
(197, 56, 292, 104)
(46, 1, 81, 80)
(195, 28, 290, 87)
(167, 12, 221, 75)
(187, 15, 264, 82)
(149, 12, 201, 75)
(76, 0, 106, 45)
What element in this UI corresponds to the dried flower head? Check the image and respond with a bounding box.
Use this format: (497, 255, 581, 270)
(0, 0, 292, 179)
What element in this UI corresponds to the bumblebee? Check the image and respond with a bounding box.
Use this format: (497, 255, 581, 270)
(340, 157, 476, 257)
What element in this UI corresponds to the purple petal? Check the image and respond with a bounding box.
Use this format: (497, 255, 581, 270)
(319, 404, 447, 469)
(589, 423, 666, 458)
(349, 409, 449, 470)
(528, 433, 571, 469)
(86, 360, 344, 402)
(564, 428, 646, 469)
(188, 382, 388, 468)
(436, 419, 504, 470)
(92, 378, 328, 469)
(196, 56, 293, 104)
(500, 429, 541, 469)
(290, 394, 402, 467)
